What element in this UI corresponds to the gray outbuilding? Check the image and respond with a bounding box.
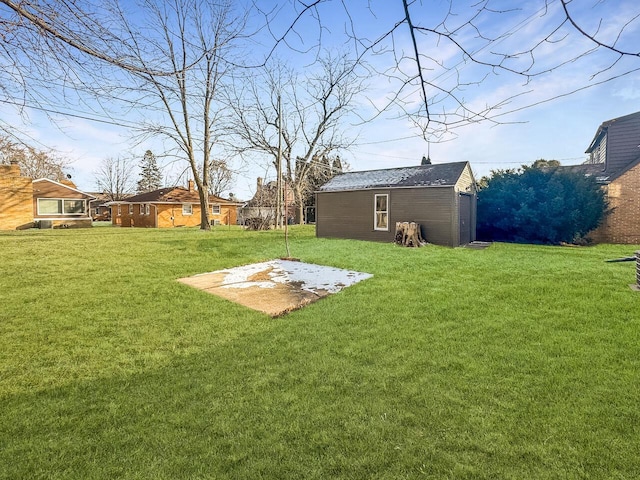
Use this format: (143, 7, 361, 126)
(316, 161, 477, 247)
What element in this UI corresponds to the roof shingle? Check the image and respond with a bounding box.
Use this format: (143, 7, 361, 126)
(318, 161, 469, 192)
(121, 187, 234, 204)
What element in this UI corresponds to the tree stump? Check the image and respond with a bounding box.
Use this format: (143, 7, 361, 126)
(395, 222, 426, 247)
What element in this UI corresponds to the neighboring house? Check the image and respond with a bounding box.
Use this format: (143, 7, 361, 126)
(32, 178, 95, 228)
(561, 111, 640, 244)
(239, 177, 296, 225)
(109, 180, 241, 228)
(316, 161, 477, 247)
(88, 193, 115, 221)
(1, 161, 94, 230)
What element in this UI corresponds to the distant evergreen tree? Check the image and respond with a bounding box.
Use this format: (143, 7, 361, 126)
(298, 154, 346, 213)
(137, 150, 162, 193)
(332, 156, 343, 173)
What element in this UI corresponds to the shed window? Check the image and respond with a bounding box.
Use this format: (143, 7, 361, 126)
(128, 204, 133, 215)
(145, 204, 150, 215)
(211, 205, 220, 215)
(117, 204, 121, 216)
(140, 204, 145, 215)
(374, 194, 388, 231)
(182, 204, 193, 215)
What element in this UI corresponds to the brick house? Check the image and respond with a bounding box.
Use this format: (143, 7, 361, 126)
(563, 111, 640, 244)
(0, 161, 33, 230)
(0, 161, 94, 230)
(32, 178, 95, 228)
(109, 180, 241, 228)
(88, 192, 115, 221)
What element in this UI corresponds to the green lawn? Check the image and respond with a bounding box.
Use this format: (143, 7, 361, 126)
(1, 226, 638, 479)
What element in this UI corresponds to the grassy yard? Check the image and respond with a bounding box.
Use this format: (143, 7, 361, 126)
(0, 226, 638, 479)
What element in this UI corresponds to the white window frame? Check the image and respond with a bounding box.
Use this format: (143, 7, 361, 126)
(211, 205, 221, 215)
(128, 204, 133, 215)
(117, 204, 122, 216)
(182, 204, 193, 215)
(145, 204, 150, 215)
(140, 204, 145, 215)
(374, 194, 389, 231)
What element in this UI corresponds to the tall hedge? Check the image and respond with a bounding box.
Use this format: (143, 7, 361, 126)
(477, 167, 608, 244)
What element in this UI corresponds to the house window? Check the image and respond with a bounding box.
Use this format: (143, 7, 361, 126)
(140, 204, 145, 215)
(64, 200, 85, 214)
(38, 199, 62, 215)
(211, 205, 220, 214)
(37, 198, 86, 215)
(117, 204, 122, 216)
(374, 194, 388, 231)
(145, 204, 150, 215)
(183, 204, 193, 215)
(128, 204, 133, 215)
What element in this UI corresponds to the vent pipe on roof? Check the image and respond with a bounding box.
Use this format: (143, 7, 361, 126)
(421, 155, 431, 165)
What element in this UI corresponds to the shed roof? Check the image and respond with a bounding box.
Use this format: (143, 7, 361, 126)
(318, 161, 469, 192)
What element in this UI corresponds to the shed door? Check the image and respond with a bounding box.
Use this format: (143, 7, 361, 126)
(459, 193, 472, 245)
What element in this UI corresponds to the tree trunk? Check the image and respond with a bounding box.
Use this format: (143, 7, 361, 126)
(395, 222, 426, 247)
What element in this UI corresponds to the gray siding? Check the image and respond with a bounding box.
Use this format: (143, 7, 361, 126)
(589, 135, 606, 164)
(605, 113, 640, 175)
(317, 186, 462, 246)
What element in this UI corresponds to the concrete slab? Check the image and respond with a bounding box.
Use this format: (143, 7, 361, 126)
(178, 260, 373, 317)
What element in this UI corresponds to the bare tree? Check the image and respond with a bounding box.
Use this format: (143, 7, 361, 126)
(207, 159, 234, 197)
(0, 0, 248, 230)
(2, 0, 639, 200)
(94, 156, 136, 201)
(228, 52, 364, 222)
(254, 1, 640, 141)
(0, 135, 71, 181)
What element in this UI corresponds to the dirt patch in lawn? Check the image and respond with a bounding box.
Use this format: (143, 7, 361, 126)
(178, 259, 373, 317)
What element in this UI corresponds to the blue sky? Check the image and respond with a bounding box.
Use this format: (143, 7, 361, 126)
(4, 0, 640, 199)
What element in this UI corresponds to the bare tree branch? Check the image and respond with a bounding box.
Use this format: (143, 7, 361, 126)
(227, 51, 365, 222)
